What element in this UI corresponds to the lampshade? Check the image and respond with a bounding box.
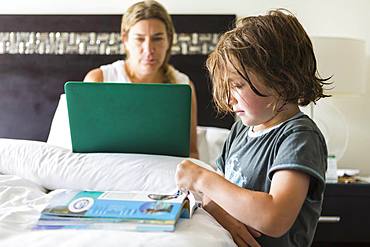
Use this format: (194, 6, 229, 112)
(310, 36, 367, 95)
(305, 37, 367, 162)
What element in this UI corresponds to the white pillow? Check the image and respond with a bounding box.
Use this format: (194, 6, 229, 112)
(197, 126, 230, 168)
(0, 139, 213, 194)
(47, 94, 72, 150)
(196, 127, 209, 165)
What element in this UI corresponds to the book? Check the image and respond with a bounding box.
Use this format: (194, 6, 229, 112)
(33, 190, 198, 232)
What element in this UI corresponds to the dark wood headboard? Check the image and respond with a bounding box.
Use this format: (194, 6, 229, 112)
(0, 15, 235, 141)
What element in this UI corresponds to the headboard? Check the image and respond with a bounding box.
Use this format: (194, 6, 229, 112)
(0, 15, 235, 141)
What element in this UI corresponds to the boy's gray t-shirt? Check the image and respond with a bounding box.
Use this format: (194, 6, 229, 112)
(216, 112, 327, 247)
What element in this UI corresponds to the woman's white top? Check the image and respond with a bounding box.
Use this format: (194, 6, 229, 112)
(100, 60, 190, 84)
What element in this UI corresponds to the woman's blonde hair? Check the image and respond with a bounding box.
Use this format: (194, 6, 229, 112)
(207, 9, 331, 113)
(121, 0, 176, 83)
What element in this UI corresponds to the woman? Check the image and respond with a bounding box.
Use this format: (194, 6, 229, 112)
(84, 0, 199, 159)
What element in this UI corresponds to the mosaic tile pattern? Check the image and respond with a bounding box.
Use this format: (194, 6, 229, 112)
(0, 32, 220, 55)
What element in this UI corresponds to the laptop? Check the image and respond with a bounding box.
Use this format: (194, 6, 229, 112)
(64, 82, 191, 157)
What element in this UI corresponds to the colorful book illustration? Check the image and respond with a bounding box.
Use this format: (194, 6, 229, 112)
(34, 190, 197, 232)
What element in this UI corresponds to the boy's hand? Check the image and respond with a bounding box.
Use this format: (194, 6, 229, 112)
(225, 216, 261, 247)
(175, 159, 207, 193)
(202, 196, 261, 247)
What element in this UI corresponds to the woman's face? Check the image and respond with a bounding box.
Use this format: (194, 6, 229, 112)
(123, 18, 169, 77)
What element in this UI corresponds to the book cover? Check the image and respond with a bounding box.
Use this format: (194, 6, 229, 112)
(34, 190, 197, 232)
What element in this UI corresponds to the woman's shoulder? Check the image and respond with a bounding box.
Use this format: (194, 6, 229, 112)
(99, 60, 127, 82)
(168, 65, 190, 84)
(84, 68, 104, 82)
(100, 60, 124, 71)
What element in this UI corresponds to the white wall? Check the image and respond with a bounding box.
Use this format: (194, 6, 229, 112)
(2, 0, 370, 174)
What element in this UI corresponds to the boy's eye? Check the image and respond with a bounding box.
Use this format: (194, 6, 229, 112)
(230, 82, 245, 89)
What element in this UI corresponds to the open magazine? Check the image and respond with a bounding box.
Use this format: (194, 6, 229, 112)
(34, 190, 198, 232)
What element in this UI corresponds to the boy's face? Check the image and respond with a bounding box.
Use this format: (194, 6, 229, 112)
(228, 69, 280, 130)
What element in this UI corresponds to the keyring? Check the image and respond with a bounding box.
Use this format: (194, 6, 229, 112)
(148, 190, 183, 201)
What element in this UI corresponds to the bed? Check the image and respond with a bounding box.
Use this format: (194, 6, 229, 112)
(0, 137, 234, 247)
(0, 14, 237, 246)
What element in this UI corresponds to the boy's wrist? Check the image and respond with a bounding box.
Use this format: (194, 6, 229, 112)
(195, 166, 217, 195)
(194, 166, 209, 194)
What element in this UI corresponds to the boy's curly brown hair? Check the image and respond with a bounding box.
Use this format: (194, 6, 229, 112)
(207, 9, 331, 113)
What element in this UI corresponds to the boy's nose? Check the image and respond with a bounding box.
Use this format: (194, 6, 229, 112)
(229, 93, 237, 105)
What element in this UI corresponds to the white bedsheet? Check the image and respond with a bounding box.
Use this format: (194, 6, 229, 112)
(0, 139, 235, 247)
(0, 175, 235, 247)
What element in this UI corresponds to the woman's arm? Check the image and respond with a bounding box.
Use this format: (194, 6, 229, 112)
(83, 68, 104, 82)
(188, 81, 199, 159)
(176, 160, 310, 237)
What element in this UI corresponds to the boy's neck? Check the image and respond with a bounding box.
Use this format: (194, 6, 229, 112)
(252, 104, 300, 132)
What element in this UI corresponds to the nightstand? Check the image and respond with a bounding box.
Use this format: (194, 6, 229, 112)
(312, 183, 370, 246)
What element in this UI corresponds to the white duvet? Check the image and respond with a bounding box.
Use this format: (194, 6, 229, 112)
(0, 139, 235, 247)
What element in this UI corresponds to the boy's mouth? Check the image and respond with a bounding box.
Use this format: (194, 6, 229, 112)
(234, 110, 245, 115)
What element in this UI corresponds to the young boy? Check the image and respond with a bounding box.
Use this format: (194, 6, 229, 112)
(175, 9, 329, 247)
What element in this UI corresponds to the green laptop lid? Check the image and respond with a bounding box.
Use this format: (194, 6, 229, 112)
(64, 82, 191, 157)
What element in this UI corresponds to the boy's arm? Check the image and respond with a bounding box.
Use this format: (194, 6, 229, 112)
(176, 160, 310, 237)
(202, 195, 261, 247)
